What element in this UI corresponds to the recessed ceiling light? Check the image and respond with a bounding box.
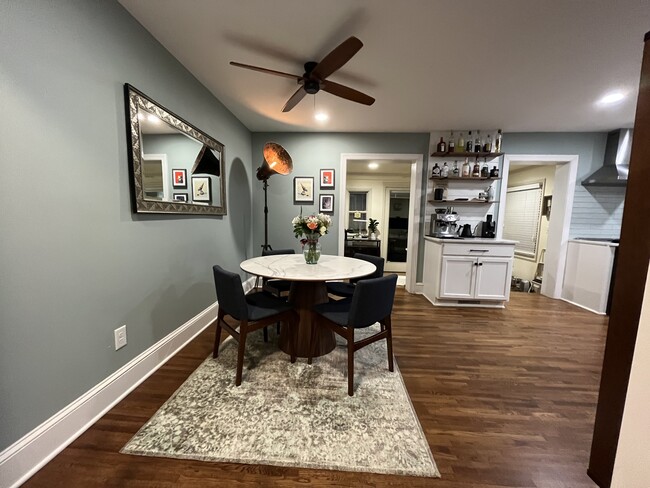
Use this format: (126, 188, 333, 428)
(147, 114, 161, 124)
(368, 162, 379, 169)
(597, 91, 626, 106)
(315, 111, 329, 122)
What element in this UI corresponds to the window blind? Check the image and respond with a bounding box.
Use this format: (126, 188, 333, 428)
(503, 183, 543, 258)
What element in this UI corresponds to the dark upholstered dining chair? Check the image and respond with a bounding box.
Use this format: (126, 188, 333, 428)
(212, 265, 298, 386)
(309, 274, 398, 396)
(326, 253, 385, 299)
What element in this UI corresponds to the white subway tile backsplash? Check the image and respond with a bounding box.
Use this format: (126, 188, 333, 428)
(569, 186, 625, 239)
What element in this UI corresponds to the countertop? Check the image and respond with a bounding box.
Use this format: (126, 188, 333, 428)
(424, 236, 517, 244)
(570, 239, 619, 248)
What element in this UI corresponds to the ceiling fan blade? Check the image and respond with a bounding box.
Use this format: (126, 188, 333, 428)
(321, 80, 375, 106)
(282, 87, 307, 112)
(230, 61, 302, 81)
(311, 36, 363, 81)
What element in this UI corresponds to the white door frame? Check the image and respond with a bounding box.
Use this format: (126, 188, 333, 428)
(142, 153, 170, 201)
(339, 153, 424, 293)
(498, 154, 579, 299)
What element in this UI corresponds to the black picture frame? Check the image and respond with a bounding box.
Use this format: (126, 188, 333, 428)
(320, 168, 335, 189)
(192, 176, 211, 202)
(173, 193, 188, 202)
(172, 169, 187, 189)
(319, 194, 334, 213)
(293, 177, 314, 204)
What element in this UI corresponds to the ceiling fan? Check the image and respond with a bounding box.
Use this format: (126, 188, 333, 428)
(230, 36, 375, 112)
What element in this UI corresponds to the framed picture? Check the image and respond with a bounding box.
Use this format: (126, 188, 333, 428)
(293, 177, 314, 204)
(192, 176, 211, 202)
(320, 169, 335, 189)
(173, 193, 188, 202)
(319, 194, 334, 213)
(172, 169, 187, 188)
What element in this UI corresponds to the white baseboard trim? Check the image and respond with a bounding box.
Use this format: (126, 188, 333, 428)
(560, 297, 606, 315)
(0, 277, 255, 488)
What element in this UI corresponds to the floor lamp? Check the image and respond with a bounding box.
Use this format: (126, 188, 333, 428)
(257, 142, 293, 251)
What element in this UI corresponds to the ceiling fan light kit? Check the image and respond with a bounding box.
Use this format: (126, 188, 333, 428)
(230, 36, 375, 113)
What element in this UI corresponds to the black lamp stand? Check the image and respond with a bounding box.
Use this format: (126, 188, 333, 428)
(262, 178, 272, 252)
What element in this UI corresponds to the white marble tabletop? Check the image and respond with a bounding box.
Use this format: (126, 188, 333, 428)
(240, 254, 376, 282)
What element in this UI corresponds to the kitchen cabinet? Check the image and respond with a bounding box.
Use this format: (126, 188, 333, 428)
(561, 239, 618, 314)
(423, 237, 515, 307)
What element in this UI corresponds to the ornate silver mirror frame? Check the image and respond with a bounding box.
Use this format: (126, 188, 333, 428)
(124, 84, 227, 216)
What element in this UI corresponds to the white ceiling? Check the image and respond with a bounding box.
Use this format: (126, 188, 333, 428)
(119, 0, 650, 133)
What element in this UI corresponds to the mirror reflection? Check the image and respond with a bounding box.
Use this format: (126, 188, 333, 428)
(125, 84, 226, 215)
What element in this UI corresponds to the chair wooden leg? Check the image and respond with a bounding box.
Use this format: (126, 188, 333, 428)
(347, 328, 355, 396)
(212, 312, 224, 359)
(235, 324, 247, 386)
(385, 316, 394, 372)
(263, 326, 269, 343)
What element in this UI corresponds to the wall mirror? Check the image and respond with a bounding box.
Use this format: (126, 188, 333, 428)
(124, 84, 226, 215)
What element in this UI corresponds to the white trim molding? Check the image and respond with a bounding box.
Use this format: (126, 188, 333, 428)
(0, 276, 254, 488)
(338, 153, 424, 294)
(499, 154, 579, 299)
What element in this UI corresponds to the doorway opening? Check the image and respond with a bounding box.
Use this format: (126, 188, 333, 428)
(339, 153, 424, 293)
(498, 154, 579, 299)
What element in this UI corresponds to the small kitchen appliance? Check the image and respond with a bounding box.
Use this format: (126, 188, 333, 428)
(480, 214, 496, 238)
(429, 209, 459, 238)
(460, 224, 474, 238)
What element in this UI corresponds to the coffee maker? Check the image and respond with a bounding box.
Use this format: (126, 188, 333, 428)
(430, 209, 459, 238)
(480, 214, 496, 238)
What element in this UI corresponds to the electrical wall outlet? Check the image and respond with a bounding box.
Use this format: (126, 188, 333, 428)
(114, 325, 127, 350)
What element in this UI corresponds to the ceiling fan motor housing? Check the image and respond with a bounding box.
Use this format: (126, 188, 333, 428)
(304, 79, 320, 94)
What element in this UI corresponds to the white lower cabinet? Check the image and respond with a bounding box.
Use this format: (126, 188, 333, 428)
(423, 237, 515, 307)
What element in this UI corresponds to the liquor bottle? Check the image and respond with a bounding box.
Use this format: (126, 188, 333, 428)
(466, 131, 473, 151)
(448, 131, 455, 153)
(472, 158, 480, 177)
(441, 162, 449, 178)
(436, 136, 446, 153)
(457, 132, 465, 153)
(489, 166, 499, 178)
(462, 158, 471, 177)
(480, 161, 489, 177)
(452, 161, 460, 177)
(495, 129, 503, 152)
(431, 163, 441, 178)
(483, 134, 492, 152)
(474, 130, 482, 153)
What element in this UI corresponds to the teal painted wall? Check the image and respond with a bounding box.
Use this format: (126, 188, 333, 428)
(0, 0, 252, 450)
(502, 132, 623, 238)
(250, 133, 430, 277)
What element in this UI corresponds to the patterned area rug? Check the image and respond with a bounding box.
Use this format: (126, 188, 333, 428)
(121, 324, 439, 478)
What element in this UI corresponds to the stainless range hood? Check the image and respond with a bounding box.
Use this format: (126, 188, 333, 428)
(582, 129, 633, 187)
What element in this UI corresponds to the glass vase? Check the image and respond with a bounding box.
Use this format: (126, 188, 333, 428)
(303, 238, 321, 264)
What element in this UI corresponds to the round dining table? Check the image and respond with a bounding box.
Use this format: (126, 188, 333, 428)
(240, 254, 376, 358)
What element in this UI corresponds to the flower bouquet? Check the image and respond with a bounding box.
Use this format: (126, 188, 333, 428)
(292, 212, 332, 264)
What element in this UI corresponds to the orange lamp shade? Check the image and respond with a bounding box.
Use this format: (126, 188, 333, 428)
(257, 142, 293, 180)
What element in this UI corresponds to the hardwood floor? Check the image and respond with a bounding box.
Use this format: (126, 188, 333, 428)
(24, 290, 607, 487)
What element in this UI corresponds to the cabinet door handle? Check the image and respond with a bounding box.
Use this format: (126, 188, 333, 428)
(478, 262, 483, 266)
(469, 249, 489, 252)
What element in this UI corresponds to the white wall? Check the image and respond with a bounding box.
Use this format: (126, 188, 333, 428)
(507, 165, 556, 281)
(611, 262, 650, 487)
(346, 173, 410, 236)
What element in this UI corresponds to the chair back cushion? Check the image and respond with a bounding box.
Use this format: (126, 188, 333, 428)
(348, 274, 398, 328)
(262, 248, 296, 256)
(351, 253, 385, 283)
(212, 265, 248, 320)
